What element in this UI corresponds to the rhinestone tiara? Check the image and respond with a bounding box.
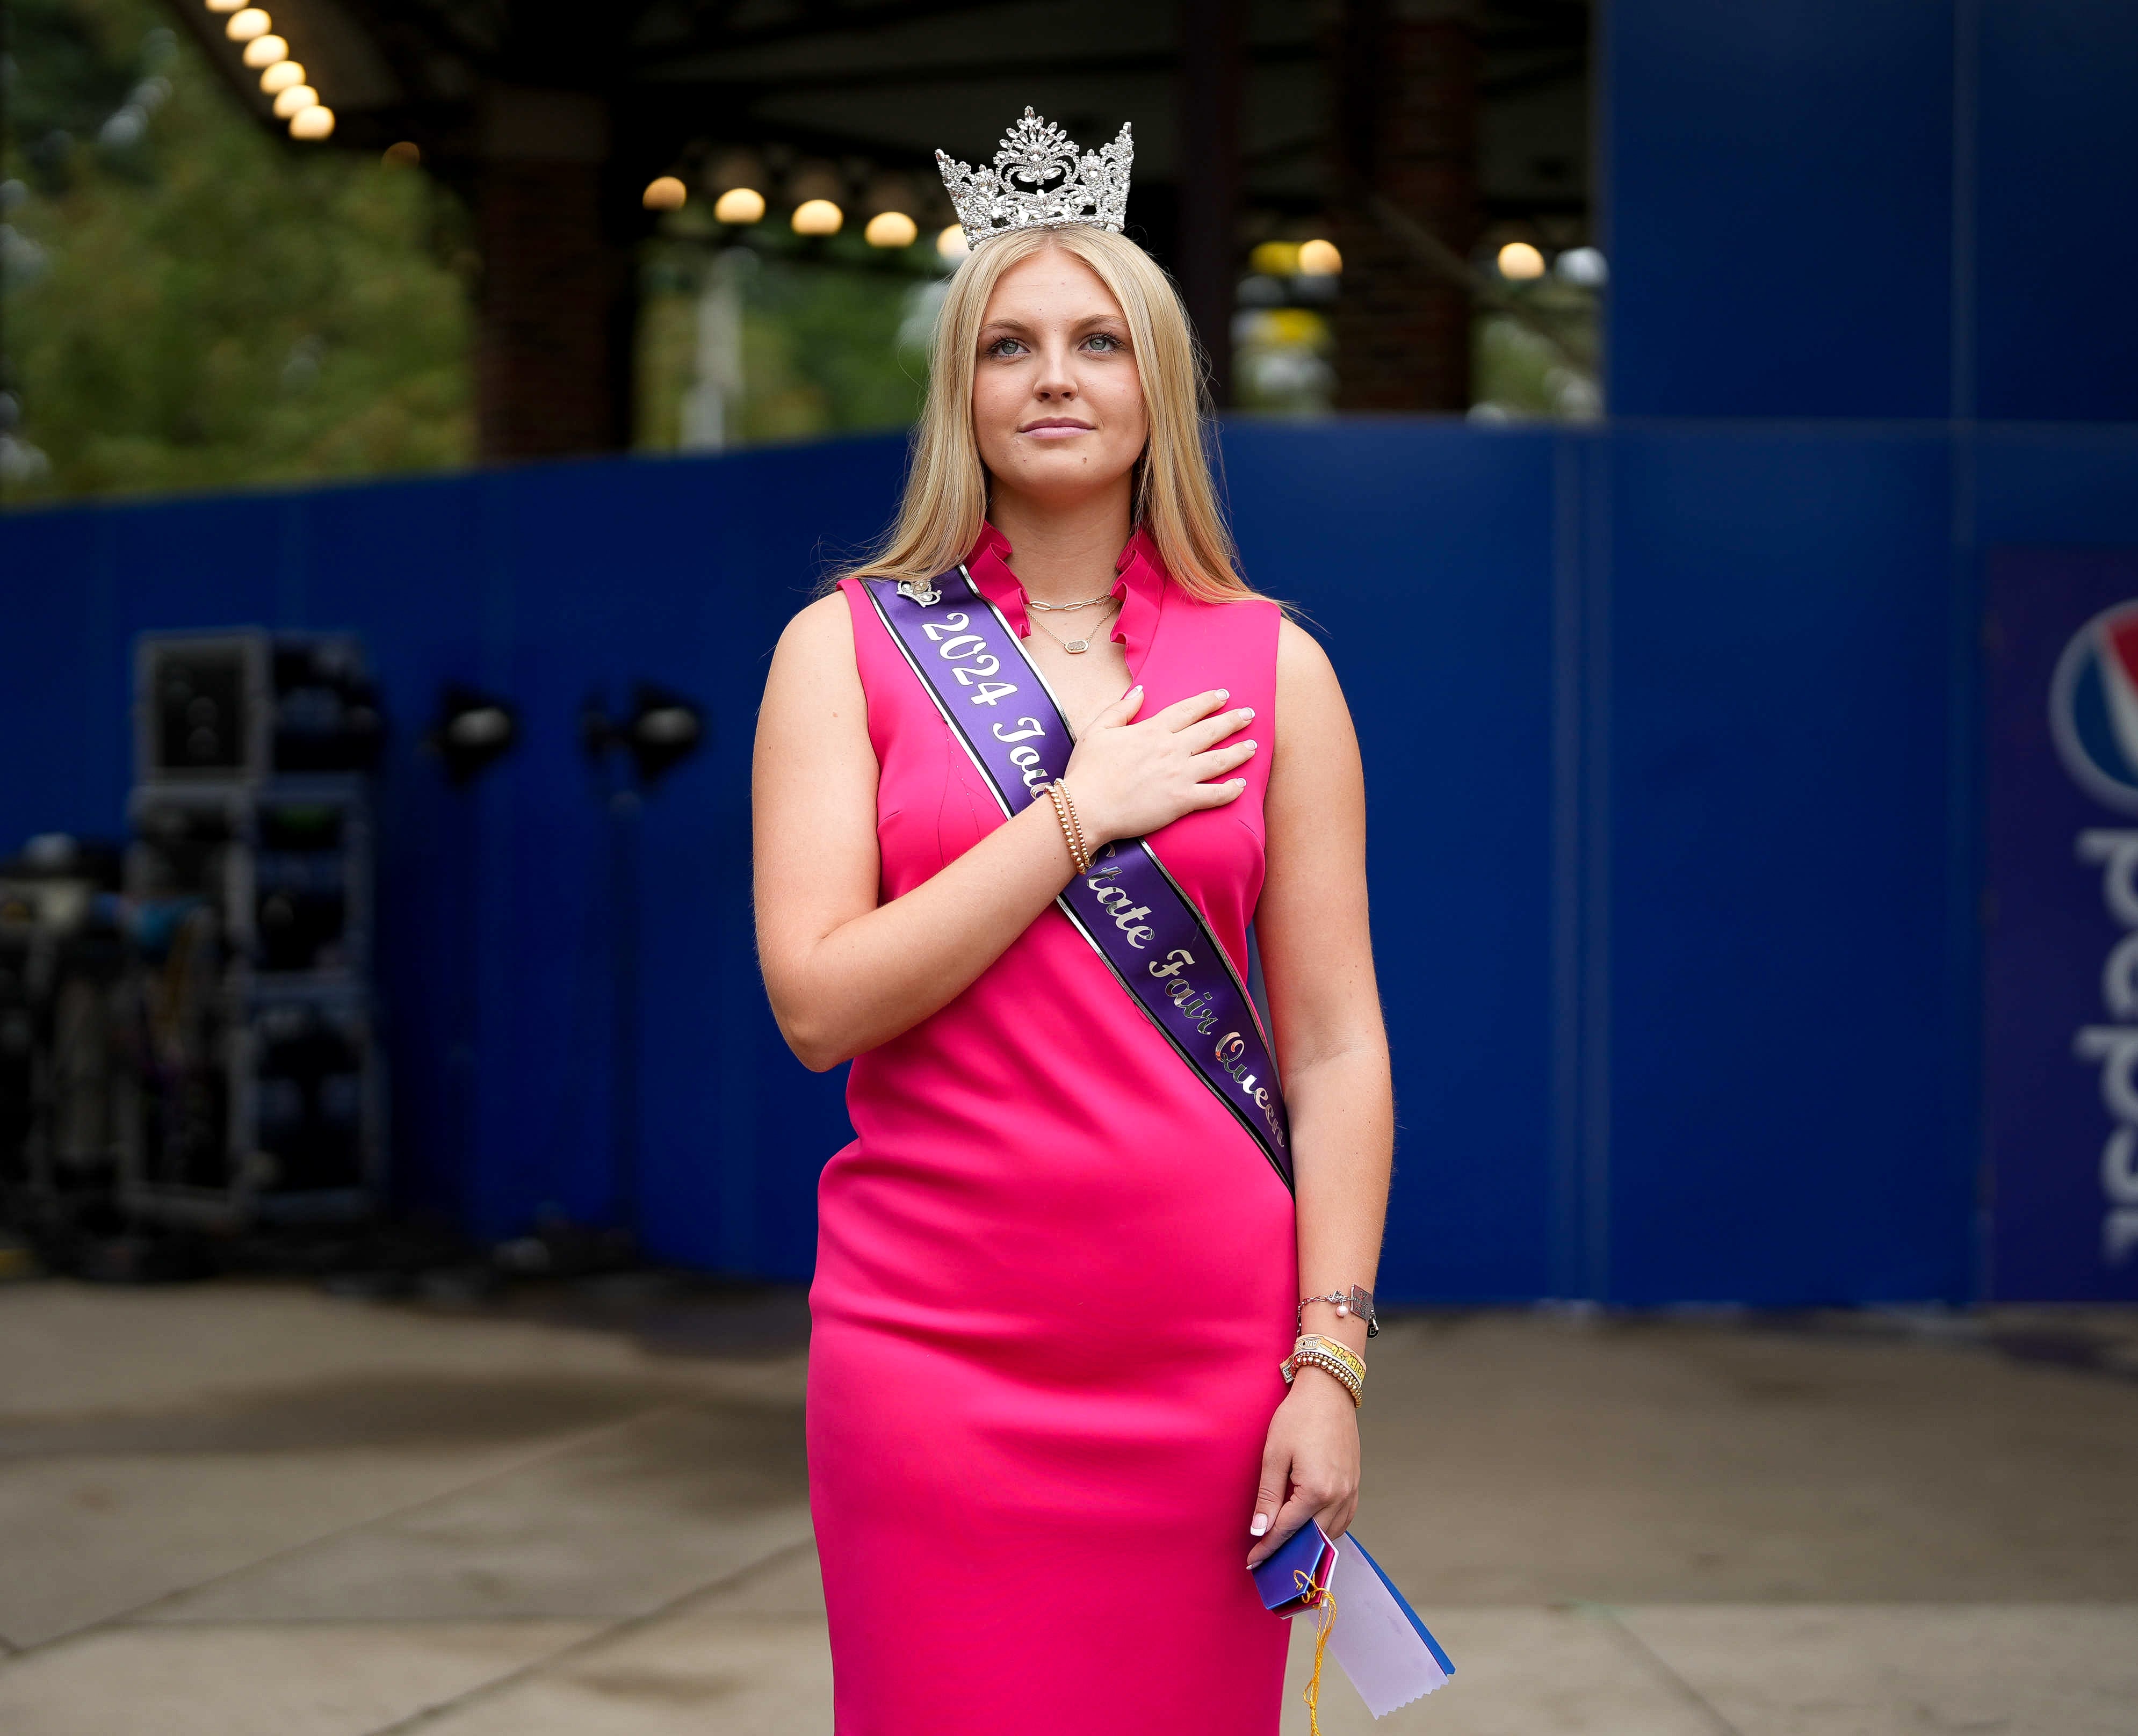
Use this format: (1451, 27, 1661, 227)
(936, 107, 1133, 246)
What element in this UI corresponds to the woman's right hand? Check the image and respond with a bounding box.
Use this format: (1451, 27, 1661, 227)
(1060, 685, 1258, 847)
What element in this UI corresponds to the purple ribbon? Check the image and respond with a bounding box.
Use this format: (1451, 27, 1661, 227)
(861, 567, 1292, 1189)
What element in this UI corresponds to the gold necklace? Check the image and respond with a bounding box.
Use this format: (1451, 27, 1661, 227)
(1028, 596, 1120, 655)
(1027, 592, 1116, 612)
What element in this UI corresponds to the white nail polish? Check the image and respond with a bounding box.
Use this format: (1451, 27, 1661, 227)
(1250, 1514, 1270, 1536)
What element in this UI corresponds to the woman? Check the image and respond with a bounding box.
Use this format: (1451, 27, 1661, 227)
(752, 110, 1392, 1735)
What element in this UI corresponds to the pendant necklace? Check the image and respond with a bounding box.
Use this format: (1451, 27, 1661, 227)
(1028, 595, 1120, 656)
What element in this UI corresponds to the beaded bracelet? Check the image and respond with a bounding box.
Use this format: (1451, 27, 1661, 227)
(1043, 781, 1092, 874)
(1292, 1334, 1367, 1386)
(1282, 1346, 1363, 1407)
(1055, 779, 1092, 870)
(1281, 1333, 1366, 1405)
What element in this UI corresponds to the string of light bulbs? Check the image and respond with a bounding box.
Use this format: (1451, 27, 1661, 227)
(204, 1, 335, 140)
(643, 173, 936, 252)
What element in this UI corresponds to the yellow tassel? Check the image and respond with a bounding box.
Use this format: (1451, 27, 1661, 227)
(1295, 1570, 1338, 1736)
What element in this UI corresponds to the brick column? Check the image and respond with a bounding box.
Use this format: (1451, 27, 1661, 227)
(473, 89, 633, 460)
(1176, 0, 1245, 406)
(1327, 0, 1482, 411)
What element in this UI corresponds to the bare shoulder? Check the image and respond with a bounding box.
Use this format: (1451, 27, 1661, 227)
(1266, 617, 1363, 840)
(763, 592, 861, 703)
(773, 590, 856, 668)
(758, 590, 868, 757)
(1275, 617, 1349, 722)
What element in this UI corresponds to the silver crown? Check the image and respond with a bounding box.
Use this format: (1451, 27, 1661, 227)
(936, 107, 1133, 246)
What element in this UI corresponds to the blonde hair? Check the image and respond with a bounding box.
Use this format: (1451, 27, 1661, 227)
(839, 226, 1259, 604)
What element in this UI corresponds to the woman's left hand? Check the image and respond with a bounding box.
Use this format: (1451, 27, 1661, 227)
(1245, 1366, 1361, 1566)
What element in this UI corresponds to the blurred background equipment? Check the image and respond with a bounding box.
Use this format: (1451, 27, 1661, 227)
(425, 684, 519, 786)
(580, 683, 709, 1258)
(583, 684, 706, 790)
(118, 630, 385, 1231)
(0, 835, 130, 1231)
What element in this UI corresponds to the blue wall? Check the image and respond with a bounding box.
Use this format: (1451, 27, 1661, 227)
(1608, 0, 2138, 422)
(1601, 426, 1968, 1301)
(1606, 0, 1958, 419)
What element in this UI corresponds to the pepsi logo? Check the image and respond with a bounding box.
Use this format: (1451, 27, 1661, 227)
(2051, 602, 2138, 814)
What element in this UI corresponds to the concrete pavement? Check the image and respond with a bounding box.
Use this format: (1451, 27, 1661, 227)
(0, 1279, 2131, 1734)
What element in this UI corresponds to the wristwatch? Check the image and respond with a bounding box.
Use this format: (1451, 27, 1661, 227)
(1298, 1285, 1378, 1339)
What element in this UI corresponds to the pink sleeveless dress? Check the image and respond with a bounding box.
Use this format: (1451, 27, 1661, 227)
(808, 523, 1297, 1734)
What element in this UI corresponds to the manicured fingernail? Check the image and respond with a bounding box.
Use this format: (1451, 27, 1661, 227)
(1216, 689, 1229, 700)
(1251, 1514, 1270, 1536)
(1241, 740, 1256, 751)
(1240, 707, 1254, 719)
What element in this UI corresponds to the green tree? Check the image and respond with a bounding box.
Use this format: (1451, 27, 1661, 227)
(636, 233, 934, 453)
(2, 0, 473, 504)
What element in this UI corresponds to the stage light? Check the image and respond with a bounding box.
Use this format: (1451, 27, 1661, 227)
(626, 689, 705, 783)
(1498, 241, 1545, 280)
(205, 0, 244, 11)
(1297, 238, 1342, 276)
(713, 186, 764, 224)
(260, 59, 305, 92)
(289, 105, 334, 140)
(865, 211, 918, 249)
(382, 140, 421, 167)
(643, 175, 687, 211)
(272, 84, 317, 119)
(242, 34, 286, 67)
(226, 9, 271, 41)
(426, 685, 517, 785)
(937, 224, 969, 261)
(1251, 241, 1301, 277)
(626, 695, 704, 783)
(792, 198, 842, 236)
(583, 685, 707, 785)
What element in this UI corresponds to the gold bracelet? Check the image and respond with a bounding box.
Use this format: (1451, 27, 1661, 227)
(1054, 779, 1093, 870)
(1283, 1347, 1364, 1406)
(1281, 1337, 1366, 1399)
(1048, 782, 1086, 876)
(1293, 1334, 1366, 1385)
(1285, 1341, 1367, 1391)
(1044, 782, 1090, 874)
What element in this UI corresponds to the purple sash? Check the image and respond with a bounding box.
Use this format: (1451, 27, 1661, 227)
(860, 566, 1292, 1189)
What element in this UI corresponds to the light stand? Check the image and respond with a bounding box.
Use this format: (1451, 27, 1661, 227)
(581, 686, 705, 1259)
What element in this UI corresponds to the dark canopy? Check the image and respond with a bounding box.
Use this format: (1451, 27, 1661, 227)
(166, 0, 1589, 455)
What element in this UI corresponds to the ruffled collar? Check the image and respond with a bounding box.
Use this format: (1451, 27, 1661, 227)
(964, 520, 1166, 674)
